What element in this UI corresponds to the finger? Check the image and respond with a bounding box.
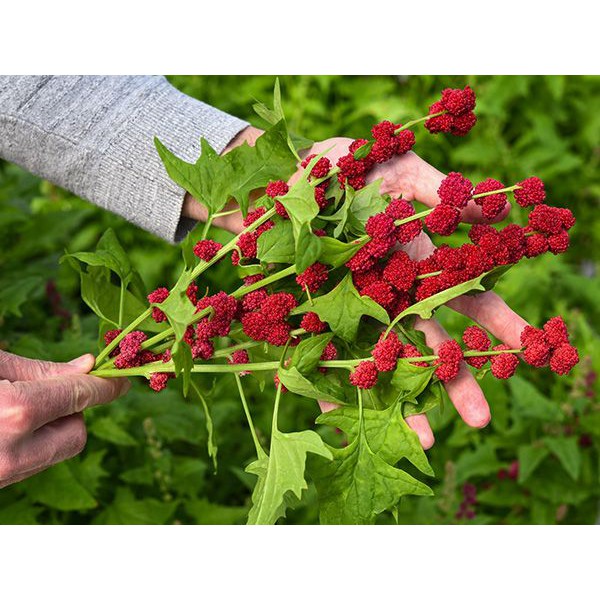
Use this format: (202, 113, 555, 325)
(405, 414, 435, 450)
(376, 152, 511, 224)
(3, 374, 130, 433)
(0, 414, 87, 487)
(414, 316, 491, 428)
(447, 291, 529, 349)
(0, 351, 96, 382)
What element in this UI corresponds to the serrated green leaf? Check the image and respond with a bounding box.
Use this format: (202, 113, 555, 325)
(295, 272, 389, 341)
(317, 401, 433, 476)
(312, 426, 432, 524)
(155, 120, 297, 216)
(544, 436, 581, 480)
(93, 488, 177, 524)
(517, 445, 550, 484)
(246, 429, 332, 524)
(403, 380, 446, 417)
(295, 223, 322, 273)
(509, 376, 564, 422)
(345, 180, 388, 235)
(454, 441, 503, 484)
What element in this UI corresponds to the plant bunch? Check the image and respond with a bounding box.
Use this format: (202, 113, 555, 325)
(67, 82, 579, 524)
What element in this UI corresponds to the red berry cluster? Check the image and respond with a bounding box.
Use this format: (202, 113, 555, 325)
(336, 121, 416, 190)
(193, 239, 223, 262)
(425, 86, 477, 137)
(232, 207, 274, 265)
(228, 349, 250, 376)
(521, 316, 579, 375)
(241, 291, 297, 346)
(147, 287, 169, 323)
(296, 262, 328, 294)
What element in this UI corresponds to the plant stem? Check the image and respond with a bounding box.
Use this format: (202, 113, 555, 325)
(118, 281, 126, 328)
(232, 265, 296, 298)
(200, 215, 214, 240)
(416, 270, 443, 280)
(395, 111, 446, 131)
(472, 185, 520, 199)
(235, 374, 265, 457)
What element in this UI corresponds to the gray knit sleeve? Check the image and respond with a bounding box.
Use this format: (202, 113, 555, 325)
(0, 76, 249, 242)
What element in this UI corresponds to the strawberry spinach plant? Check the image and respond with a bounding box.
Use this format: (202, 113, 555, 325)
(65, 81, 580, 524)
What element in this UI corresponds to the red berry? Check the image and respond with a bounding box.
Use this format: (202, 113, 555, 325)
(438, 172, 473, 209)
(261, 292, 297, 320)
(528, 205, 563, 235)
(148, 287, 169, 323)
(425, 204, 461, 236)
(241, 289, 269, 314)
(425, 100, 453, 134)
(441, 85, 476, 116)
(149, 372, 171, 392)
(514, 177, 545, 207)
(243, 274, 265, 286)
(366, 212, 396, 239)
(450, 111, 477, 136)
(265, 321, 292, 346)
(349, 360, 378, 389)
(300, 312, 327, 333)
(383, 250, 417, 292)
(524, 233, 549, 258)
(371, 120, 398, 140)
(228, 349, 250, 376)
(490, 345, 519, 379)
(523, 342, 550, 367)
(549, 344, 579, 375)
(543, 316, 570, 348)
(193, 239, 223, 261)
(361, 281, 397, 311)
(320, 341, 338, 362)
(547, 230, 570, 254)
(434, 340, 463, 382)
(372, 331, 403, 372)
(463, 326, 491, 351)
(266, 180, 289, 198)
(296, 262, 328, 293)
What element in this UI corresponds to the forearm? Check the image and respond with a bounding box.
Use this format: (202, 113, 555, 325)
(0, 76, 250, 242)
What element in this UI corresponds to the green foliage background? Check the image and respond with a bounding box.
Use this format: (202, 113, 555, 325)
(0, 75, 598, 524)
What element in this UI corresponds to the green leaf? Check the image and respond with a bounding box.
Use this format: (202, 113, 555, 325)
(246, 429, 332, 524)
(317, 401, 433, 476)
(158, 275, 197, 394)
(22, 462, 97, 511)
(65, 228, 144, 297)
(88, 417, 138, 447)
(403, 380, 446, 417)
(295, 272, 389, 341)
(185, 499, 247, 525)
(290, 333, 334, 375)
(517, 445, 550, 484)
(252, 78, 313, 158)
(276, 367, 345, 403)
(156, 120, 297, 216)
(94, 488, 177, 525)
(395, 272, 488, 321)
(312, 426, 432, 524)
(295, 223, 322, 273)
(454, 442, 503, 484)
(544, 436, 581, 480)
(390, 361, 435, 402)
(257, 219, 295, 263)
(318, 236, 365, 267)
(345, 180, 388, 235)
(509, 376, 564, 422)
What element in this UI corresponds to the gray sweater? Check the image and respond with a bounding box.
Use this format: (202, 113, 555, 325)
(0, 76, 249, 242)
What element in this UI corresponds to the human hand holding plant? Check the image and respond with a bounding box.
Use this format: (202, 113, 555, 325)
(0, 352, 129, 488)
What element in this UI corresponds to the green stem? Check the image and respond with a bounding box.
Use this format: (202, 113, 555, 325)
(232, 265, 296, 298)
(395, 111, 446, 131)
(213, 208, 242, 219)
(200, 215, 214, 240)
(118, 281, 126, 329)
(272, 377, 283, 434)
(472, 185, 520, 199)
(416, 270, 443, 280)
(235, 374, 265, 457)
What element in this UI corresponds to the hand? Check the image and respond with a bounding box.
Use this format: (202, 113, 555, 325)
(0, 351, 130, 488)
(183, 127, 530, 449)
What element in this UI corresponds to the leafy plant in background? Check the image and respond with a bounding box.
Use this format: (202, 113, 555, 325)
(0, 76, 598, 525)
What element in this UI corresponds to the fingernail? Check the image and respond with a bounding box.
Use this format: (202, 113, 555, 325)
(68, 354, 94, 369)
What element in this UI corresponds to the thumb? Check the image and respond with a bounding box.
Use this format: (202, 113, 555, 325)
(0, 351, 96, 382)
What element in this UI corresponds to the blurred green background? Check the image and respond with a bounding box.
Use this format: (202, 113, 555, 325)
(0, 75, 598, 524)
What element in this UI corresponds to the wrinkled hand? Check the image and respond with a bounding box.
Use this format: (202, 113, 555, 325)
(0, 351, 130, 488)
(183, 127, 530, 449)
